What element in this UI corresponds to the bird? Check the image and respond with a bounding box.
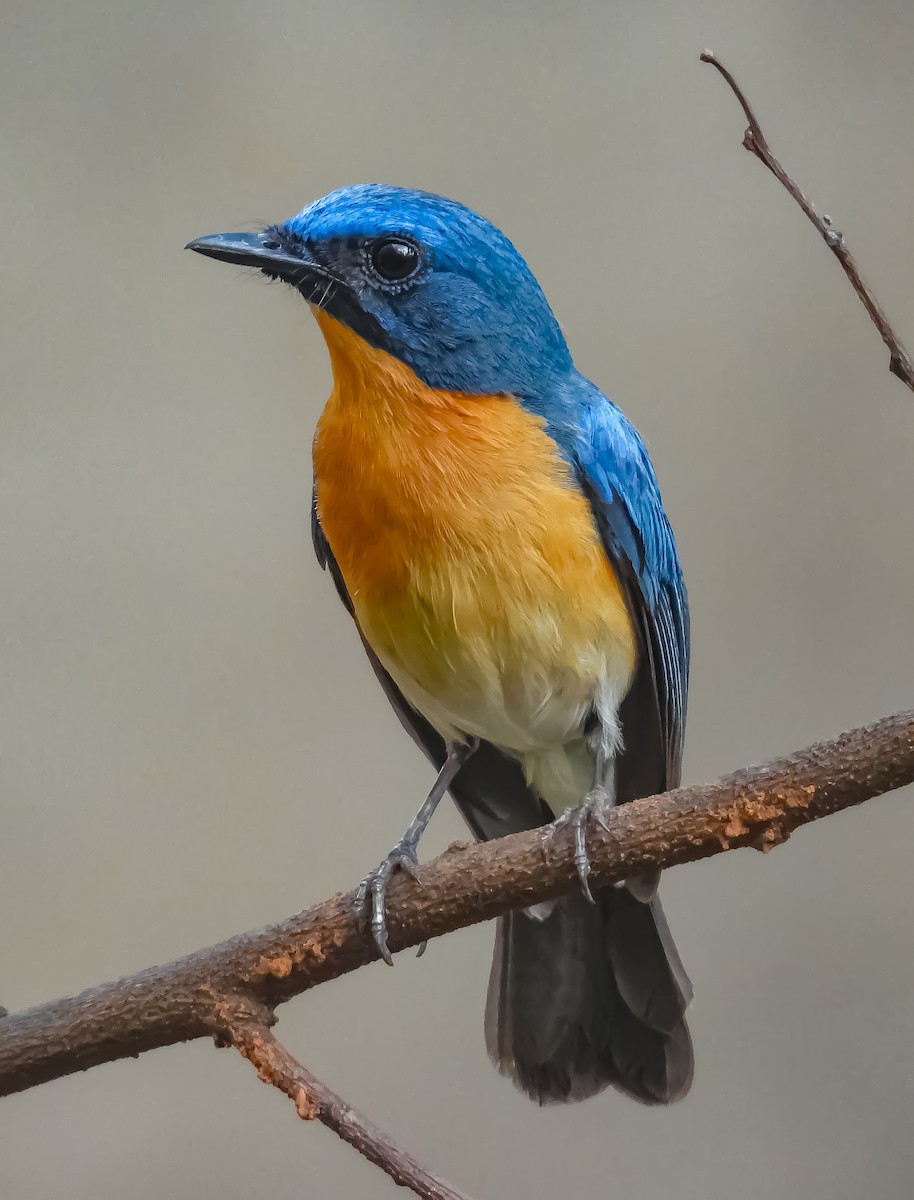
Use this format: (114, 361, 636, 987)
(187, 184, 693, 1106)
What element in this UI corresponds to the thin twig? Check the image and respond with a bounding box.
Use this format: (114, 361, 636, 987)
(230, 1019, 471, 1200)
(1, 709, 912, 1102)
(701, 49, 914, 392)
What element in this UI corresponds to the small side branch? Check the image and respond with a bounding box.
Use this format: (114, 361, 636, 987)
(701, 49, 914, 392)
(229, 1019, 472, 1200)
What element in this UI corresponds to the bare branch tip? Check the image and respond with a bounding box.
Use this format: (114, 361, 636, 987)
(704, 51, 914, 396)
(888, 355, 914, 391)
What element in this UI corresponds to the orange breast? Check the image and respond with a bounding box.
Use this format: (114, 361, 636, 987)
(311, 311, 635, 749)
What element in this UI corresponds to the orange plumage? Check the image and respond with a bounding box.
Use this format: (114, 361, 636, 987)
(312, 312, 635, 797)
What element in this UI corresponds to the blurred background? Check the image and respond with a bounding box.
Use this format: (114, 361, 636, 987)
(2, 1, 913, 1197)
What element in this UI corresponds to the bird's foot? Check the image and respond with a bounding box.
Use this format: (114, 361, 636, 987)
(551, 785, 612, 904)
(356, 839, 423, 966)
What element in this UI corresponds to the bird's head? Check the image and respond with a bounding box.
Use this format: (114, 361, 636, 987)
(187, 184, 571, 396)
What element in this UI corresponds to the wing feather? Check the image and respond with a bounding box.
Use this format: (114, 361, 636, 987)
(571, 398, 689, 800)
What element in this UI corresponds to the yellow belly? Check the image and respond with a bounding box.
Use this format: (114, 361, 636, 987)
(311, 312, 636, 754)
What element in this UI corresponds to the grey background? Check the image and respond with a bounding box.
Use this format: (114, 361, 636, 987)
(3, 1, 913, 1197)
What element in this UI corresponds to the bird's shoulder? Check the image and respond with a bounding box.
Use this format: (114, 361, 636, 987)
(523, 375, 681, 590)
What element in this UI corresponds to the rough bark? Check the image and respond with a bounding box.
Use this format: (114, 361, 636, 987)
(2, 709, 912, 1099)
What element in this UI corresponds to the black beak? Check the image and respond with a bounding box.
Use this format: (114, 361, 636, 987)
(185, 230, 330, 284)
(186, 228, 388, 348)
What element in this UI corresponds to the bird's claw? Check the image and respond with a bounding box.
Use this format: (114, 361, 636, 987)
(356, 840, 422, 965)
(550, 786, 611, 904)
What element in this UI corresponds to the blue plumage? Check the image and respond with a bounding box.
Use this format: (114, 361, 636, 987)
(282, 185, 572, 395)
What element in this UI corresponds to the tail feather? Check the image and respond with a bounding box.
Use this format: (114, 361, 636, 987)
(485, 886, 693, 1105)
(604, 889, 692, 1032)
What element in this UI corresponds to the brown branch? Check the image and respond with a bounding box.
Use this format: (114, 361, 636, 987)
(701, 49, 914, 393)
(227, 1013, 470, 1200)
(3, 713, 912, 1197)
(2, 709, 912, 1103)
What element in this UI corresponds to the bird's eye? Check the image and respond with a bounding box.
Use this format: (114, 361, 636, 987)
(369, 237, 420, 283)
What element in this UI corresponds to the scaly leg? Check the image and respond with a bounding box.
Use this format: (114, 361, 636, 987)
(552, 744, 612, 904)
(358, 737, 478, 964)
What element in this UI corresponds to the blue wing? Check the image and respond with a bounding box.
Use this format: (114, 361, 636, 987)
(552, 380, 690, 800)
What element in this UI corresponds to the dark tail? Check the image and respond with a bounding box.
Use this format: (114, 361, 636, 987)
(484, 885, 693, 1104)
